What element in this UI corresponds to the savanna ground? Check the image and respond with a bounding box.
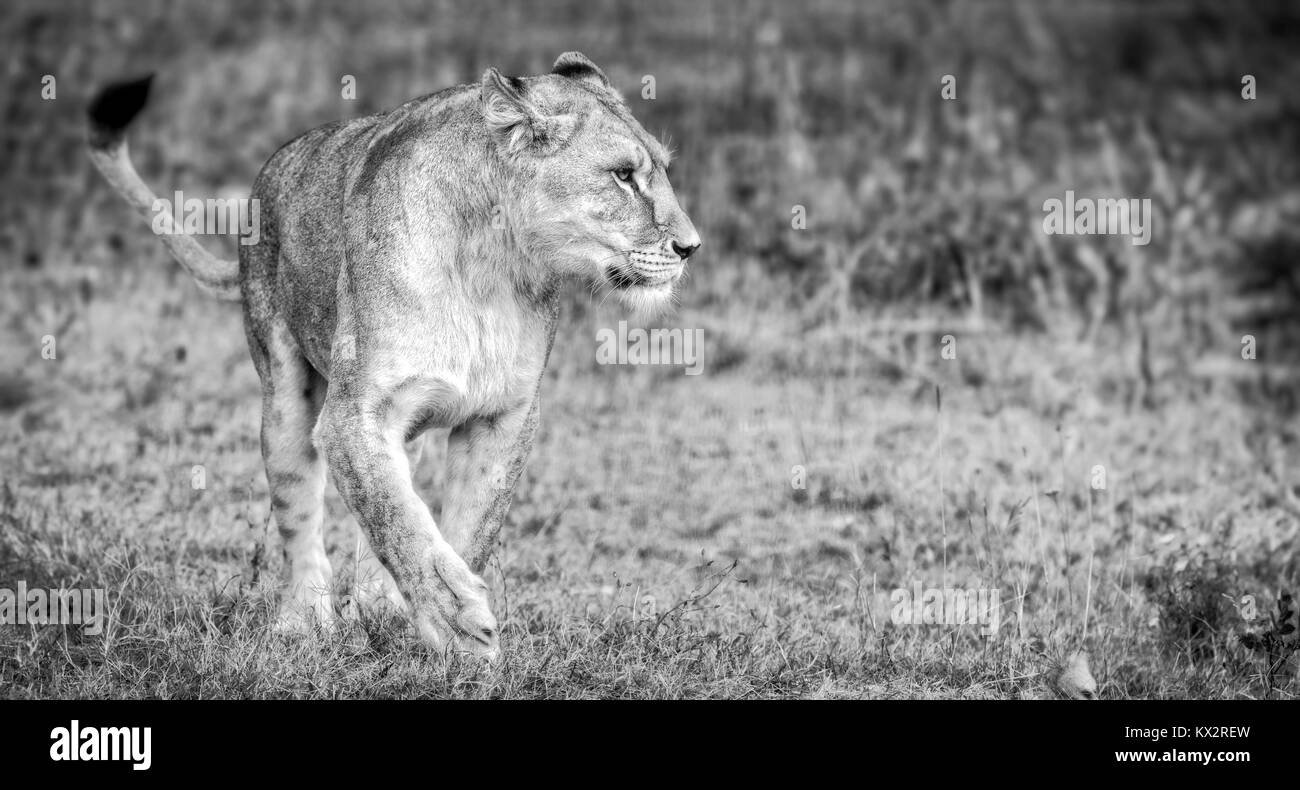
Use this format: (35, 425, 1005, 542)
(2, 0, 1299, 698)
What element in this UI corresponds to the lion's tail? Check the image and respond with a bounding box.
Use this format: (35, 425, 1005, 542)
(86, 76, 242, 301)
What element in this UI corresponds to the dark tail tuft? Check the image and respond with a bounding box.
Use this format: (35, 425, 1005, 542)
(87, 74, 154, 149)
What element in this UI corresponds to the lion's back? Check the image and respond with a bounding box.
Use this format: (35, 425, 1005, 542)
(240, 85, 483, 375)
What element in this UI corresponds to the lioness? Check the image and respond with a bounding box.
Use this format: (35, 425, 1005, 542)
(87, 52, 700, 661)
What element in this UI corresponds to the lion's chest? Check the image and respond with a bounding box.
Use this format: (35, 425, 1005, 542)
(380, 307, 551, 434)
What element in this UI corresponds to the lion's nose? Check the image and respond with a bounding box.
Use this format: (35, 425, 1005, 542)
(671, 240, 700, 260)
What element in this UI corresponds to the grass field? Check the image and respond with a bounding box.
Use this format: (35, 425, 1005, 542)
(2, 0, 1299, 698)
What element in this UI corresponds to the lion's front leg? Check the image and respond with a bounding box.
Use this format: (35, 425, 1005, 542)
(349, 436, 425, 615)
(442, 394, 541, 572)
(316, 389, 499, 661)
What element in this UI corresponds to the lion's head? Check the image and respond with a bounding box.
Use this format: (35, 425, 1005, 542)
(481, 52, 700, 315)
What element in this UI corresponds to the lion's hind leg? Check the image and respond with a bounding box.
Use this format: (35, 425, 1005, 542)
(257, 323, 335, 634)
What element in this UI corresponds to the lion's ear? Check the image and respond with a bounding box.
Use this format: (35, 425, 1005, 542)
(481, 68, 536, 150)
(481, 67, 574, 156)
(552, 51, 611, 90)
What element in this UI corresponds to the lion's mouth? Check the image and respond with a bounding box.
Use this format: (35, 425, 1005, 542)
(610, 250, 684, 289)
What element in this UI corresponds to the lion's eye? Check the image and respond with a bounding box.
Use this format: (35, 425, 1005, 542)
(613, 168, 635, 186)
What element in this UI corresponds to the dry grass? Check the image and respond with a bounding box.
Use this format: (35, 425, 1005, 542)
(1, 0, 1299, 698)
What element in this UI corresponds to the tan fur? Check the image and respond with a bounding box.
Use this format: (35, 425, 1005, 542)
(88, 53, 699, 661)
